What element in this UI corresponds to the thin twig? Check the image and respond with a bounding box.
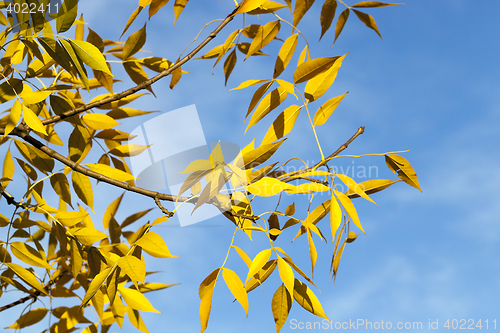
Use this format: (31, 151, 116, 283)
(281, 126, 365, 182)
(154, 193, 174, 217)
(0, 270, 66, 313)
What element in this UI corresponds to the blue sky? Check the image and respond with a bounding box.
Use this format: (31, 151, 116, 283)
(1, 0, 500, 332)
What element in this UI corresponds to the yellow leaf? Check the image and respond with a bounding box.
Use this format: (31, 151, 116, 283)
(121, 6, 143, 39)
(109, 144, 151, 157)
(50, 173, 72, 207)
(232, 245, 252, 268)
(247, 0, 287, 14)
(134, 232, 177, 258)
(72, 171, 94, 210)
(123, 23, 147, 60)
(353, 9, 382, 38)
(80, 268, 111, 309)
(235, 0, 268, 14)
(305, 53, 346, 102)
(5, 99, 22, 136)
(68, 38, 113, 75)
(292, 198, 331, 241)
(6, 263, 48, 295)
(2, 148, 14, 188)
(230, 79, 270, 91)
(246, 20, 280, 59)
(245, 81, 274, 119)
(117, 255, 146, 288)
(307, 229, 317, 277)
(174, 0, 189, 23)
(119, 286, 160, 313)
(123, 61, 154, 94)
(95, 93, 148, 110)
(385, 154, 421, 191)
(285, 182, 330, 194)
(21, 90, 52, 104)
(222, 268, 249, 316)
(313, 92, 348, 126)
(199, 268, 220, 333)
(271, 284, 292, 333)
(245, 259, 277, 292)
(82, 113, 120, 130)
(56, 0, 78, 33)
(149, 0, 170, 18)
(345, 179, 400, 198)
(247, 177, 293, 197)
(334, 190, 364, 233)
(277, 256, 294, 295)
(73, 227, 108, 246)
(293, 57, 338, 84)
(54, 211, 89, 227)
(330, 195, 342, 242)
(6, 308, 48, 329)
(293, 279, 329, 320)
(336, 174, 376, 204)
(23, 105, 47, 135)
(224, 49, 237, 86)
(352, 1, 402, 7)
(332, 238, 346, 279)
(246, 87, 288, 132)
(245, 248, 272, 283)
(70, 238, 83, 278)
(293, 0, 315, 28)
(346, 230, 359, 243)
(107, 108, 158, 119)
(86, 163, 137, 182)
(10, 242, 54, 270)
(274, 79, 297, 99)
(334, 9, 350, 44)
(0, 78, 24, 105)
(320, 0, 337, 41)
(234, 138, 285, 171)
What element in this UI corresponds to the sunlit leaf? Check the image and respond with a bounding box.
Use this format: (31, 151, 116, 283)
(199, 268, 220, 333)
(82, 113, 120, 130)
(23, 104, 48, 135)
(352, 1, 401, 8)
(85, 163, 137, 182)
(305, 53, 346, 102)
(149, 0, 170, 18)
(119, 286, 160, 313)
(313, 92, 348, 126)
(334, 8, 350, 44)
(247, 177, 293, 197)
(246, 87, 288, 132)
(277, 256, 294, 295)
(123, 23, 147, 59)
(117, 255, 146, 288)
(72, 171, 94, 210)
(385, 154, 421, 191)
(330, 194, 342, 242)
(337, 173, 376, 204)
(56, 0, 79, 33)
(320, 0, 337, 41)
(10, 242, 54, 270)
(246, 20, 280, 59)
(245, 248, 272, 282)
(6, 308, 48, 329)
(174, 0, 189, 23)
(293, 57, 338, 84)
(73, 227, 108, 245)
(271, 284, 292, 333)
(293, 0, 315, 28)
(135, 232, 177, 258)
(235, 0, 268, 14)
(345, 179, 400, 198)
(293, 279, 329, 319)
(353, 9, 382, 38)
(334, 190, 364, 233)
(6, 263, 48, 295)
(222, 268, 248, 316)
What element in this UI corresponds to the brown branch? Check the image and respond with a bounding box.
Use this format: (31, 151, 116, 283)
(0, 187, 27, 209)
(154, 193, 174, 217)
(281, 126, 365, 182)
(13, 128, 192, 203)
